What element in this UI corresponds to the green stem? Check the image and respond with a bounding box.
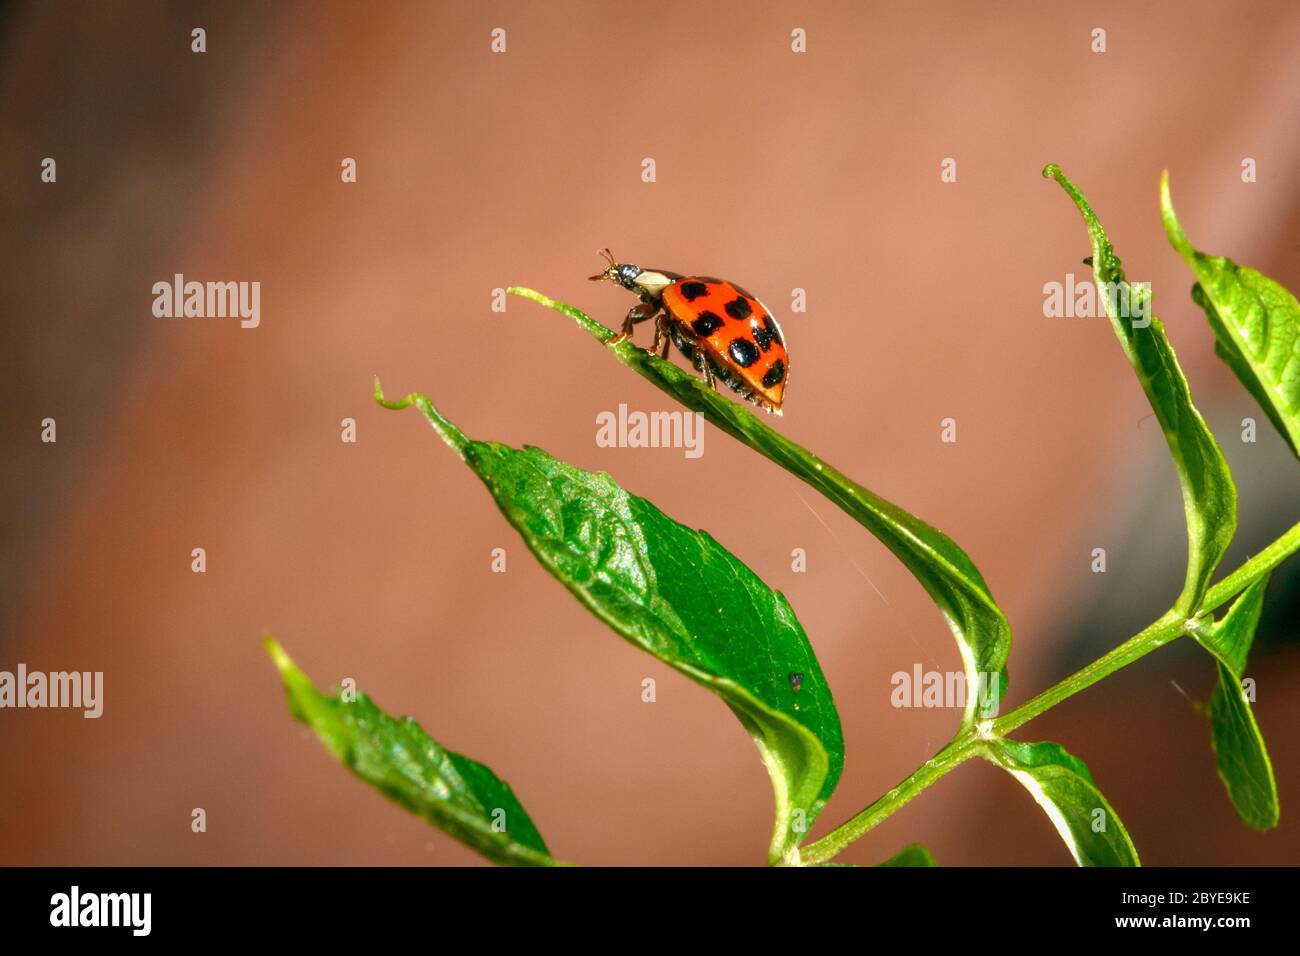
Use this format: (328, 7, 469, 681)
(373, 378, 470, 458)
(1201, 521, 1300, 608)
(801, 734, 981, 865)
(999, 520, 1300, 735)
(802, 520, 1300, 864)
(991, 611, 1182, 736)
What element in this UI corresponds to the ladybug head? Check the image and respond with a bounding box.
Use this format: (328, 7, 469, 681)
(588, 248, 641, 291)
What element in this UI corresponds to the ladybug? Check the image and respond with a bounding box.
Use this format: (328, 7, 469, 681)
(588, 249, 790, 414)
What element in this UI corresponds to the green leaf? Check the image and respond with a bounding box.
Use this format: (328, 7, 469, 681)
(878, 843, 937, 867)
(983, 738, 1140, 866)
(1188, 573, 1268, 676)
(375, 385, 843, 865)
(1199, 286, 1298, 456)
(1044, 165, 1237, 615)
(1186, 576, 1279, 830)
(812, 843, 936, 867)
(1161, 173, 1300, 458)
(1207, 663, 1279, 830)
(264, 637, 561, 866)
(507, 287, 1010, 728)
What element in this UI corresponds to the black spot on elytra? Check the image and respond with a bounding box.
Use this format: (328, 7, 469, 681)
(679, 281, 709, 301)
(728, 337, 760, 367)
(690, 311, 724, 336)
(761, 359, 786, 389)
(766, 317, 783, 345)
(751, 315, 781, 351)
(724, 296, 753, 320)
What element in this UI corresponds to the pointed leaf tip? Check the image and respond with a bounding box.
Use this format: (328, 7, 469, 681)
(267, 640, 561, 866)
(1047, 168, 1236, 615)
(1160, 177, 1300, 458)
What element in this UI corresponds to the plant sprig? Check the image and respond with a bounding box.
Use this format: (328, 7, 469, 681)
(268, 166, 1299, 867)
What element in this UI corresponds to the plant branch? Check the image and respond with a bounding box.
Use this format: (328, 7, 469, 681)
(800, 521, 1300, 863)
(800, 734, 981, 865)
(996, 520, 1300, 735)
(507, 284, 1300, 866)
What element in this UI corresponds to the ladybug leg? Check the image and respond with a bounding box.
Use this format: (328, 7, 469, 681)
(609, 301, 658, 346)
(651, 314, 672, 358)
(689, 349, 718, 390)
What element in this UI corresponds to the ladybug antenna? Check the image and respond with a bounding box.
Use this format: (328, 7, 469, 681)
(588, 248, 618, 282)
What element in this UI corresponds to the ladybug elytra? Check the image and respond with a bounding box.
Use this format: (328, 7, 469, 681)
(589, 249, 790, 414)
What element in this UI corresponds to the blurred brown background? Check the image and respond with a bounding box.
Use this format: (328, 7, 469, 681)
(2, 0, 1298, 866)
